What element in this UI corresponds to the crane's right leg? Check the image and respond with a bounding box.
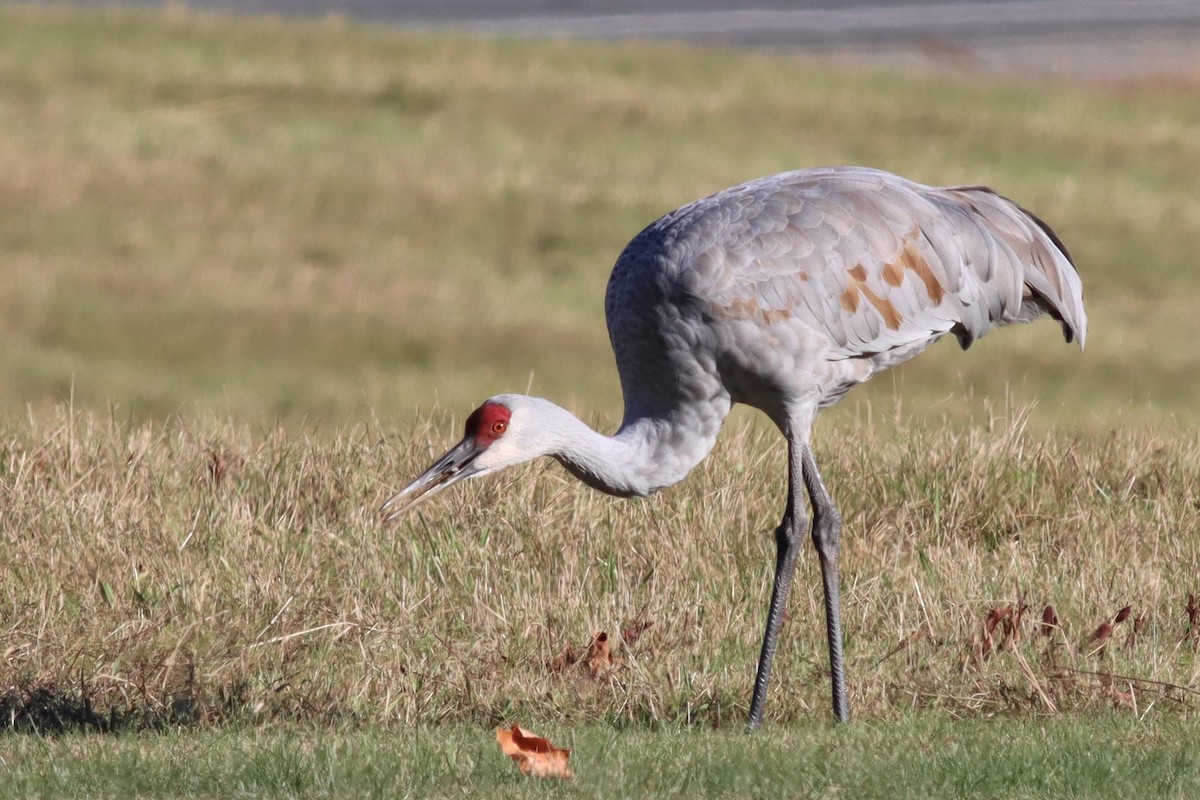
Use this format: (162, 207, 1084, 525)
(747, 434, 807, 729)
(802, 444, 849, 723)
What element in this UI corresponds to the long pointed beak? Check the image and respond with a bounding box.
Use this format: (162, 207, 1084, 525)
(381, 436, 484, 524)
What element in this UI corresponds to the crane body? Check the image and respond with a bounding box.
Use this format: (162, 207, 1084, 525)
(382, 166, 1086, 726)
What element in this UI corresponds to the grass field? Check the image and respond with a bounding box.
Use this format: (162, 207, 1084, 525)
(4, 715, 1198, 798)
(2, 5, 1199, 427)
(2, 4, 1200, 797)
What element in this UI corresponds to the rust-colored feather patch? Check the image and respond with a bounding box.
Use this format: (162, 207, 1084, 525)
(842, 263, 903, 330)
(899, 237, 945, 304)
(881, 259, 905, 287)
(711, 296, 791, 325)
(860, 285, 902, 330)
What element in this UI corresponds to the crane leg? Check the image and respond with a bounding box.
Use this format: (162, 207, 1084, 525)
(747, 434, 807, 729)
(802, 444, 849, 723)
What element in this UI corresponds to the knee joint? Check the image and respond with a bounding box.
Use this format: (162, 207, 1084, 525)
(811, 510, 842, 552)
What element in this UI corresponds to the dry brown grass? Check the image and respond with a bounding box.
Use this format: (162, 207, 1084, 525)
(3, 403, 1197, 730)
(1, 5, 1198, 733)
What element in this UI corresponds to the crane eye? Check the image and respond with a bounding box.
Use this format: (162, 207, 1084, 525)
(490, 420, 508, 436)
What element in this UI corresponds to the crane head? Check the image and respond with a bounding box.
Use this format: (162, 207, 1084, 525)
(381, 398, 533, 524)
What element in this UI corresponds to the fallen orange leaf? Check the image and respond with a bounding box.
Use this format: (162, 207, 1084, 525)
(495, 724, 572, 779)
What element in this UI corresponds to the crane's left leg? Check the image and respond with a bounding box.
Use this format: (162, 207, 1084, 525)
(802, 444, 849, 722)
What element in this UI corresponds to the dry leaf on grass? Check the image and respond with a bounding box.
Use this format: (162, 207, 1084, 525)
(548, 643, 578, 673)
(976, 605, 1013, 660)
(621, 615, 653, 646)
(1087, 620, 1113, 653)
(586, 631, 613, 678)
(1040, 605, 1059, 637)
(495, 724, 572, 779)
(1087, 605, 1133, 655)
(1187, 594, 1200, 649)
(549, 630, 619, 679)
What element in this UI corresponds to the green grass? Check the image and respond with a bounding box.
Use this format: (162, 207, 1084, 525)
(2, 716, 1197, 798)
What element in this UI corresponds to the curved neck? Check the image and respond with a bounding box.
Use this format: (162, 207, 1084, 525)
(545, 401, 729, 498)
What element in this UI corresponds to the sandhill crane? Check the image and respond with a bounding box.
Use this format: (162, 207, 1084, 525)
(382, 166, 1086, 727)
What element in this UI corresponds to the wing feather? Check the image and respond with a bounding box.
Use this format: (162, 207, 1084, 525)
(678, 167, 1086, 359)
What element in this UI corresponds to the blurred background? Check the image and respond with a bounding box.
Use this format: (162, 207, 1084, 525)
(2, 1, 1198, 431)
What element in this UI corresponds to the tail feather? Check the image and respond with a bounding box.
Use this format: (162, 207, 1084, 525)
(1016, 203, 1087, 349)
(952, 186, 1087, 350)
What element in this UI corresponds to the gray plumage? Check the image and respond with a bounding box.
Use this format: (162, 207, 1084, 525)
(382, 165, 1086, 727)
(606, 166, 1084, 432)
